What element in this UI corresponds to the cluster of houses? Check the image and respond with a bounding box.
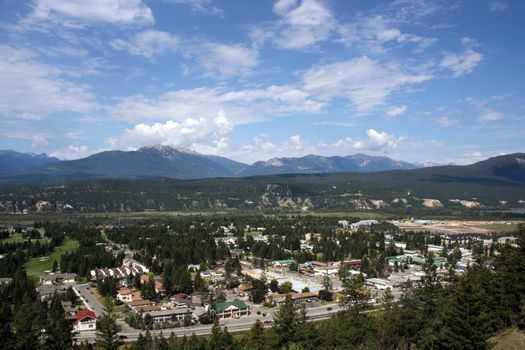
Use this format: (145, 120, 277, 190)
(90, 258, 149, 280)
(37, 272, 77, 301)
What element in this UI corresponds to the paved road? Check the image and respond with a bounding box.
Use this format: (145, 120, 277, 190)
(74, 283, 105, 317)
(73, 303, 344, 344)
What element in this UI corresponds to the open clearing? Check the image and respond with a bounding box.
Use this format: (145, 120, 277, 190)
(24, 239, 79, 280)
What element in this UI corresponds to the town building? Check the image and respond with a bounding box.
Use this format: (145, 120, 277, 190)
(74, 309, 97, 332)
(211, 300, 250, 319)
(40, 273, 77, 285)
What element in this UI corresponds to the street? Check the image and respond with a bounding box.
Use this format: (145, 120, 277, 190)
(74, 283, 105, 317)
(73, 303, 344, 344)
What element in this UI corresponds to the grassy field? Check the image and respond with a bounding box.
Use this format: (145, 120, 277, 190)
(24, 239, 79, 280)
(2, 233, 26, 243)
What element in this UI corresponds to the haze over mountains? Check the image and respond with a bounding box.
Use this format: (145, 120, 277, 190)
(0, 145, 420, 183)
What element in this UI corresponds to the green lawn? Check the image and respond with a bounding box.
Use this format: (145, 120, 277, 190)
(2, 233, 26, 243)
(24, 239, 79, 280)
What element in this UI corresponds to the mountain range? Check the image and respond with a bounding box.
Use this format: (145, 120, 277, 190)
(0, 145, 419, 183)
(0, 152, 524, 213)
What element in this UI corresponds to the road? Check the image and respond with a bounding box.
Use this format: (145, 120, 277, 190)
(74, 283, 105, 317)
(73, 303, 344, 344)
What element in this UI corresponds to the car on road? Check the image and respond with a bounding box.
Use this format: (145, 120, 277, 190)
(263, 320, 273, 324)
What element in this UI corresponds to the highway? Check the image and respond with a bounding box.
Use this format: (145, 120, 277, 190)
(73, 303, 344, 344)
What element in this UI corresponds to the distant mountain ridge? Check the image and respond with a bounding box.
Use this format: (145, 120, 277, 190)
(0, 150, 59, 175)
(0, 146, 425, 183)
(1, 153, 524, 213)
(237, 153, 417, 176)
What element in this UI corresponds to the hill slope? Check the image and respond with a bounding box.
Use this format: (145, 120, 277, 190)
(0, 145, 247, 182)
(0, 150, 59, 175)
(0, 153, 524, 213)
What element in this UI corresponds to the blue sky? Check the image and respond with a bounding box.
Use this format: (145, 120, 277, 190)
(0, 0, 524, 164)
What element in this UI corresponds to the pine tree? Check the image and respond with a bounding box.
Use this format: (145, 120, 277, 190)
(14, 296, 42, 350)
(163, 262, 174, 298)
(269, 294, 300, 348)
(437, 270, 495, 349)
(44, 294, 72, 350)
(244, 319, 266, 350)
(95, 297, 121, 350)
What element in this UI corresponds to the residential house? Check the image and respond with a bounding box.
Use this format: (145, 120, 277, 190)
(40, 273, 77, 285)
(74, 309, 96, 332)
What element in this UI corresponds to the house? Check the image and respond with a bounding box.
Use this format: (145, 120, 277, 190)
(273, 259, 296, 268)
(127, 299, 156, 310)
(269, 292, 319, 306)
(40, 273, 77, 285)
(341, 259, 362, 270)
(74, 309, 97, 332)
(212, 300, 250, 319)
(142, 308, 192, 324)
(37, 284, 67, 301)
(117, 287, 135, 303)
(366, 278, 393, 290)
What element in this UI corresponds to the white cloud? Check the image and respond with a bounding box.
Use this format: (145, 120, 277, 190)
(24, 0, 154, 27)
(199, 43, 260, 79)
(252, 0, 336, 50)
(440, 39, 483, 78)
(0, 45, 97, 118)
(302, 57, 432, 113)
(164, 0, 223, 16)
(50, 145, 91, 160)
(109, 110, 234, 150)
(312, 120, 354, 127)
(386, 105, 407, 117)
(273, 0, 299, 16)
(437, 116, 460, 127)
(107, 85, 324, 125)
(479, 109, 504, 122)
(31, 136, 50, 149)
(110, 30, 180, 59)
(489, 1, 509, 12)
(366, 129, 404, 150)
(467, 97, 506, 122)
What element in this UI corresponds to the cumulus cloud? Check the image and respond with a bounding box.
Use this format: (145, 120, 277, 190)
(23, 0, 154, 27)
(366, 129, 404, 150)
(108, 110, 234, 150)
(386, 105, 407, 117)
(50, 145, 91, 160)
(252, 0, 336, 50)
(110, 30, 180, 59)
(0, 45, 97, 118)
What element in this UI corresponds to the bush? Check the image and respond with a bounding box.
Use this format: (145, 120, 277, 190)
(199, 314, 214, 325)
(318, 289, 333, 301)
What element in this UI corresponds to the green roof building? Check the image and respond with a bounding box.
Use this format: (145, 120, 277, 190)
(212, 299, 250, 319)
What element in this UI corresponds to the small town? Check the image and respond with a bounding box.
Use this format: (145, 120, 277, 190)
(1, 216, 519, 347)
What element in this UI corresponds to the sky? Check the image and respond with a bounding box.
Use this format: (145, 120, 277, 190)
(0, 0, 524, 165)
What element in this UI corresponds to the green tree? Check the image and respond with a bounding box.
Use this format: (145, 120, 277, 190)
(244, 319, 266, 350)
(44, 294, 72, 350)
(193, 272, 206, 293)
(270, 294, 300, 349)
(436, 268, 495, 349)
(95, 297, 121, 350)
(163, 262, 174, 297)
(14, 296, 42, 350)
